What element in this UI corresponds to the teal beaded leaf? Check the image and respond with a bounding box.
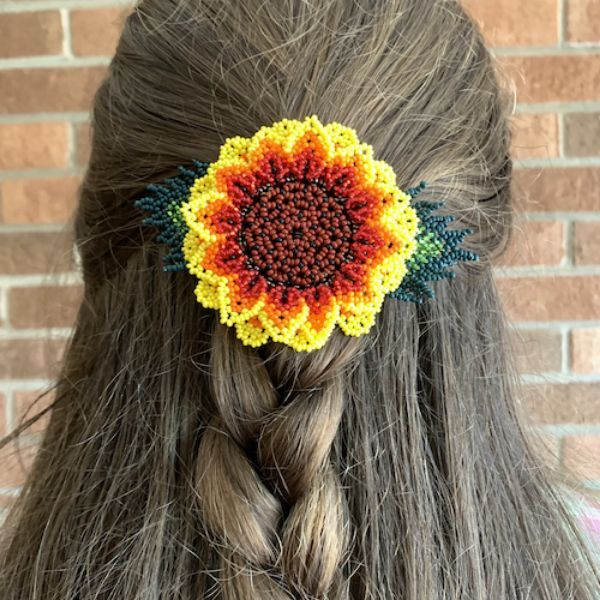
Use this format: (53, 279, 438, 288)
(389, 182, 479, 304)
(135, 161, 210, 272)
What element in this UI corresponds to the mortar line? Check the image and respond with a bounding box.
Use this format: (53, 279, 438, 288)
(0, 168, 85, 181)
(519, 212, 600, 221)
(60, 8, 74, 59)
(558, 0, 567, 46)
(562, 326, 571, 374)
(0, 223, 72, 234)
(513, 321, 600, 330)
(540, 425, 600, 436)
(516, 101, 600, 113)
(0, 112, 89, 124)
(515, 156, 600, 168)
(0, 380, 56, 393)
(558, 216, 570, 268)
(0, 56, 110, 70)
(0, 288, 8, 328)
(0, 329, 74, 340)
(494, 45, 600, 56)
(66, 123, 76, 169)
(493, 265, 600, 277)
(0, 0, 134, 13)
(0, 273, 82, 287)
(521, 373, 600, 384)
(557, 112, 566, 158)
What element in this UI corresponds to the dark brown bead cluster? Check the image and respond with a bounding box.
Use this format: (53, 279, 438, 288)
(239, 177, 355, 289)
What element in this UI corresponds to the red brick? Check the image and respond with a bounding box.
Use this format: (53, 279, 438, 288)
(567, 0, 600, 43)
(0, 123, 69, 170)
(497, 275, 600, 321)
(9, 285, 82, 329)
(511, 328, 563, 374)
(562, 436, 600, 479)
(511, 113, 559, 161)
(0, 231, 74, 275)
(525, 383, 600, 425)
(513, 168, 600, 212)
(571, 328, 600, 374)
(502, 55, 600, 103)
(0, 338, 66, 379)
(574, 221, 600, 265)
(564, 113, 600, 157)
(497, 220, 564, 267)
(0, 443, 38, 488)
(463, 0, 558, 47)
(0, 176, 80, 224)
(0, 67, 107, 114)
(74, 122, 91, 166)
(71, 8, 128, 57)
(0, 11, 62, 59)
(0, 494, 18, 509)
(13, 390, 54, 435)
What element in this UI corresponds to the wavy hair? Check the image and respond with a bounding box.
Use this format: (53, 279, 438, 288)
(1, 1, 598, 598)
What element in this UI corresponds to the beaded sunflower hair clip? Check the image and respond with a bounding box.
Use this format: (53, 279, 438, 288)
(135, 115, 478, 352)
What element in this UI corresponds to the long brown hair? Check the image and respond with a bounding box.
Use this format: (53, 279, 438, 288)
(1, 1, 598, 598)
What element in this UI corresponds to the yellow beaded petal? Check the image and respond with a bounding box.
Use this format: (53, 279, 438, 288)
(293, 302, 341, 352)
(234, 317, 270, 348)
(217, 135, 252, 164)
(258, 300, 311, 346)
(218, 279, 266, 326)
(338, 297, 382, 337)
(323, 121, 361, 153)
(246, 118, 308, 156)
(181, 192, 226, 242)
(290, 116, 335, 157)
(193, 278, 221, 310)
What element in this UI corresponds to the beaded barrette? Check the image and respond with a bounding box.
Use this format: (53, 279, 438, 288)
(135, 115, 478, 352)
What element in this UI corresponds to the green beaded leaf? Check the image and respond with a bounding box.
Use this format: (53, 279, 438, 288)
(135, 161, 210, 272)
(389, 182, 479, 304)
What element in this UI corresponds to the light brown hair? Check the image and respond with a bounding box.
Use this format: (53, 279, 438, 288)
(1, 0, 599, 598)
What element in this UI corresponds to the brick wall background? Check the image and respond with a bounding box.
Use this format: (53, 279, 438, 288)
(0, 0, 598, 512)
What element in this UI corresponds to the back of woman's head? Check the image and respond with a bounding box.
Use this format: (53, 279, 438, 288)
(1, 1, 598, 598)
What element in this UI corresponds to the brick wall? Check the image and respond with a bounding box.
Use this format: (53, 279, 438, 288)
(0, 0, 598, 510)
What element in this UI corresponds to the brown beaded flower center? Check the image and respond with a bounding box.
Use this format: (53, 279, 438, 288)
(239, 178, 355, 289)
